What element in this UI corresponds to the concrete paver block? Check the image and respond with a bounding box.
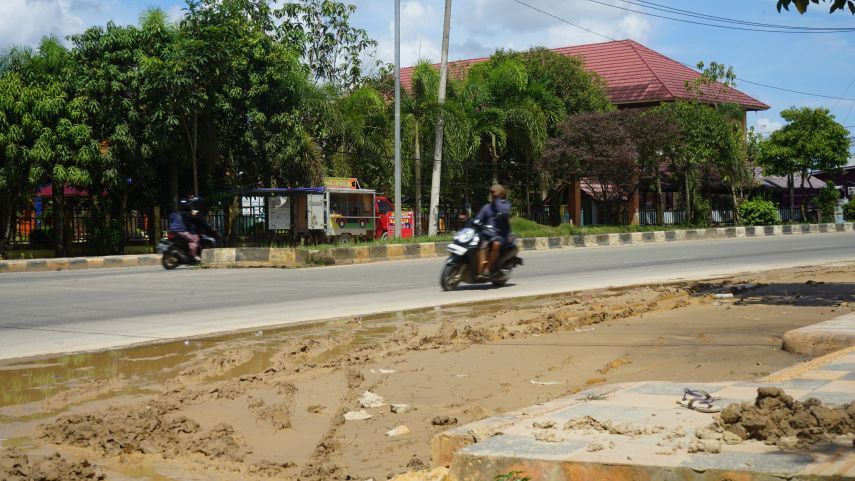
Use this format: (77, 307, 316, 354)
(783, 313, 855, 356)
(438, 324, 855, 481)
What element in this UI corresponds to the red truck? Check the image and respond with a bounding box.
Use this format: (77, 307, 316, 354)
(375, 195, 414, 239)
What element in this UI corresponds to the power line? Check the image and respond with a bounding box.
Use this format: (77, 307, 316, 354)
(508, 0, 855, 102)
(582, 0, 855, 34)
(510, 0, 615, 41)
(616, 0, 855, 32)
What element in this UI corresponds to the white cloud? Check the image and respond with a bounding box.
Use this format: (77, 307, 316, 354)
(756, 117, 784, 134)
(359, 0, 653, 67)
(0, 0, 95, 48)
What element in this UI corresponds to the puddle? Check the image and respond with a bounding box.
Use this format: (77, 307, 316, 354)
(0, 290, 602, 411)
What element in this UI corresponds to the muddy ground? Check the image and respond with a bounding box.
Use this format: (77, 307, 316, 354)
(1, 263, 854, 481)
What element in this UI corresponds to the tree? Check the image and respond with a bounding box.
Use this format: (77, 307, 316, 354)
(777, 0, 855, 14)
(276, 0, 379, 90)
(540, 111, 640, 223)
(654, 101, 739, 225)
(403, 62, 441, 234)
(624, 110, 682, 225)
(3, 37, 103, 256)
(759, 107, 851, 218)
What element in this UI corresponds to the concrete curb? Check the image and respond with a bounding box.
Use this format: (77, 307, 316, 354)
(0, 254, 160, 274)
(782, 312, 855, 356)
(202, 221, 855, 269)
(2, 221, 851, 273)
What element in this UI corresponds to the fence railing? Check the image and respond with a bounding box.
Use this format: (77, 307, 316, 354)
(639, 209, 688, 226)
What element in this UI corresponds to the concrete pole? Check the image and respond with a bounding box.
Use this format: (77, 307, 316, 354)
(428, 0, 452, 236)
(394, 0, 402, 238)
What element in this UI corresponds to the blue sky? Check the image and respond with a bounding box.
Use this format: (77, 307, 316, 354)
(3, 0, 853, 145)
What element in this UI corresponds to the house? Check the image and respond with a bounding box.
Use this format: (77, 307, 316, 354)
(816, 164, 855, 201)
(402, 39, 770, 225)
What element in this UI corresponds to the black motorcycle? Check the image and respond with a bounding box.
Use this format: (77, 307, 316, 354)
(440, 220, 523, 291)
(158, 232, 218, 270)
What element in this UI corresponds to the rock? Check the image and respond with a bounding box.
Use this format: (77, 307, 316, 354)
(386, 425, 410, 437)
(344, 410, 373, 421)
(391, 404, 412, 414)
(533, 430, 563, 443)
(532, 421, 556, 429)
(358, 391, 385, 408)
(722, 431, 743, 445)
(778, 436, 799, 450)
(586, 442, 605, 452)
(431, 416, 457, 426)
(702, 440, 722, 454)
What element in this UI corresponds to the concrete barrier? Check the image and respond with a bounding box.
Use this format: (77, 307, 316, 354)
(0, 254, 160, 274)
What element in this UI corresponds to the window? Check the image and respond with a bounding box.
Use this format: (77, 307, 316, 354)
(378, 200, 393, 214)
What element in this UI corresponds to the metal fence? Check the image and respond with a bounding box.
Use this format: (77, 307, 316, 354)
(638, 209, 688, 226)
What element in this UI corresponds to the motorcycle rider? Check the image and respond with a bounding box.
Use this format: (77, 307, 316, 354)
(168, 197, 201, 262)
(475, 184, 511, 277)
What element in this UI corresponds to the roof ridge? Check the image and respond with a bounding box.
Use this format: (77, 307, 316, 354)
(626, 40, 677, 99)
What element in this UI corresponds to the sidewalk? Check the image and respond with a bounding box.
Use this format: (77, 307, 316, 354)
(434, 315, 855, 481)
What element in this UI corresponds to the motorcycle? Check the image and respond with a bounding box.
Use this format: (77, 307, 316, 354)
(440, 220, 523, 291)
(157, 231, 218, 270)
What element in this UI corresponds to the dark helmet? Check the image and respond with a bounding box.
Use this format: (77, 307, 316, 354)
(178, 196, 201, 211)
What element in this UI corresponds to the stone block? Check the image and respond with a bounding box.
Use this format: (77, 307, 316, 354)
(548, 237, 561, 249)
(419, 243, 437, 257)
(269, 248, 296, 267)
(386, 244, 405, 259)
(534, 237, 549, 250)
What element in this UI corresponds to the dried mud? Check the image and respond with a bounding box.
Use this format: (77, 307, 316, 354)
(717, 387, 855, 448)
(2, 263, 855, 480)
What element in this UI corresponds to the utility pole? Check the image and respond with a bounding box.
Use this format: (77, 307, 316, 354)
(428, 0, 452, 236)
(393, 0, 402, 238)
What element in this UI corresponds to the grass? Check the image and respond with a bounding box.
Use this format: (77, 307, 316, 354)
(259, 217, 713, 251)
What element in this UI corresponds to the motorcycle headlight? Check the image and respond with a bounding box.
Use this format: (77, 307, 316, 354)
(454, 227, 475, 244)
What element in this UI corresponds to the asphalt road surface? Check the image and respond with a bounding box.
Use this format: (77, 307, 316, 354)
(2, 232, 854, 361)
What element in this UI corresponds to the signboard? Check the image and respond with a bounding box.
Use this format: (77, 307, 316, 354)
(323, 177, 359, 189)
(387, 211, 415, 238)
(268, 196, 290, 230)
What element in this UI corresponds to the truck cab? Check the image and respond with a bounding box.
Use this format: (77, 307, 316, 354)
(375, 196, 414, 239)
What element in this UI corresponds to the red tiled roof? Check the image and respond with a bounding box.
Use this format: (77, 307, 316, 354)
(400, 39, 769, 111)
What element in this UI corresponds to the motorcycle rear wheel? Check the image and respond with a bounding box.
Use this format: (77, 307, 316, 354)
(162, 252, 181, 270)
(440, 264, 464, 291)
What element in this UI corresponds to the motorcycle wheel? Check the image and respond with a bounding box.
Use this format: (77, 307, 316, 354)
(492, 277, 508, 287)
(162, 252, 181, 270)
(440, 264, 464, 291)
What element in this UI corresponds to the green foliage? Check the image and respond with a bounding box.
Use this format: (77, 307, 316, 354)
(759, 107, 851, 185)
(842, 198, 855, 221)
(777, 0, 855, 14)
(87, 218, 124, 254)
(738, 198, 780, 226)
(814, 181, 840, 222)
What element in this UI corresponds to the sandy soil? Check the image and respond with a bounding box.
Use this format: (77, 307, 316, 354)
(2, 263, 855, 481)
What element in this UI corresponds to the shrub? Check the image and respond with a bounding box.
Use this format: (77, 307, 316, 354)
(813, 181, 840, 223)
(738, 199, 780, 226)
(843, 198, 855, 221)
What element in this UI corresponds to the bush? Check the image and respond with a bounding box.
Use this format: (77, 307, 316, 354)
(88, 218, 123, 255)
(843, 198, 855, 221)
(738, 199, 780, 226)
(29, 228, 53, 246)
(813, 181, 840, 223)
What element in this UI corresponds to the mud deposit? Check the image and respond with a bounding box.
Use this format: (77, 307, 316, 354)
(718, 387, 855, 448)
(2, 263, 855, 481)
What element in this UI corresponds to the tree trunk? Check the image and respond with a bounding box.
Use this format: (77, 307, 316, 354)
(53, 184, 65, 258)
(118, 191, 128, 255)
(427, 0, 452, 236)
(491, 135, 498, 185)
(170, 160, 180, 209)
(0, 189, 13, 257)
(731, 188, 741, 225)
(788, 173, 794, 221)
(414, 122, 422, 236)
(655, 175, 664, 226)
(684, 174, 691, 225)
(464, 155, 470, 217)
(183, 110, 199, 197)
(525, 156, 532, 217)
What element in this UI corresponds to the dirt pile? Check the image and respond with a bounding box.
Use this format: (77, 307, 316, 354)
(717, 387, 855, 448)
(40, 402, 247, 462)
(0, 450, 104, 481)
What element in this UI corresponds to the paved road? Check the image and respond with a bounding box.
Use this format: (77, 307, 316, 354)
(2, 232, 855, 361)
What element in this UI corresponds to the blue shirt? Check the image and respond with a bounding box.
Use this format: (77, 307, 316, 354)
(168, 212, 188, 233)
(475, 198, 511, 238)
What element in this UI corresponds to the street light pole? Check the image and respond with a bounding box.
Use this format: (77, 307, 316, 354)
(393, 0, 402, 239)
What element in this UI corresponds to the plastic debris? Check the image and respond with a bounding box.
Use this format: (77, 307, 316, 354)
(344, 410, 372, 421)
(385, 425, 410, 437)
(358, 391, 385, 408)
(530, 379, 565, 385)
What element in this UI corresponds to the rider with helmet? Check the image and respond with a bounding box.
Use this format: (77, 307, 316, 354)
(475, 184, 511, 277)
(168, 197, 202, 261)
